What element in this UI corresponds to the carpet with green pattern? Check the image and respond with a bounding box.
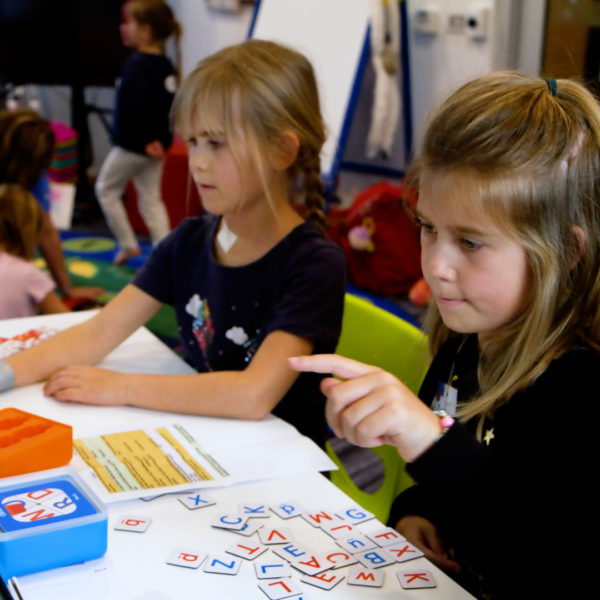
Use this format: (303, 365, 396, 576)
(51, 232, 180, 351)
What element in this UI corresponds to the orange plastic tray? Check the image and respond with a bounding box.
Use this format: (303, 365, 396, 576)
(0, 408, 72, 477)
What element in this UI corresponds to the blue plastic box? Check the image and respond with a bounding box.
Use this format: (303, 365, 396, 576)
(0, 467, 107, 580)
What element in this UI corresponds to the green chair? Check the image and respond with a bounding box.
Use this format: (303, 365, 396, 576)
(326, 293, 431, 523)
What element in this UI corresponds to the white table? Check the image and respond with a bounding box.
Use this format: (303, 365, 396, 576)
(0, 312, 474, 600)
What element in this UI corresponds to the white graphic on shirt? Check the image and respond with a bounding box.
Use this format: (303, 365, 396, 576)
(165, 74, 177, 93)
(225, 326, 249, 346)
(185, 294, 202, 317)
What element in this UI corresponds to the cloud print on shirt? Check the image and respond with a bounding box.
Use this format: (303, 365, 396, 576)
(225, 326, 249, 346)
(185, 294, 202, 317)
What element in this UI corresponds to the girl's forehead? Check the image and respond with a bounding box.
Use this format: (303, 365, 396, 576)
(418, 173, 485, 217)
(418, 171, 512, 232)
(189, 107, 225, 135)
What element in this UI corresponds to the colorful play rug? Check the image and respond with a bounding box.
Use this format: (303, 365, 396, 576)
(40, 232, 180, 350)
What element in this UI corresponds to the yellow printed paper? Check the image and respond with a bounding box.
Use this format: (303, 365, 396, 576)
(73, 425, 229, 496)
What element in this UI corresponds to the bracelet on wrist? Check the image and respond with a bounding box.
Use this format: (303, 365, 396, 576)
(0, 360, 15, 393)
(433, 410, 455, 442)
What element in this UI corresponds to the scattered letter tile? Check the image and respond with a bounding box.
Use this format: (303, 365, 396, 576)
(347, 565, 385, 587)
(230, 520, 264, 537)
(254, 560, 293, 579)
(366, 526, 406, 547)
(166, 548, 207, 569)
(301, 510, 336, 528)
(238, 502, 271, 518)
(225, 541, 269, 560)
(321, 518, 356, 539)
(114, 515, 152, 533)
(290, 553, 329, 576)
(203, 554, 242, 575)
(270, 502, 306, 519)
(355, 548, 396, 569)
(300, 570, 345, 590)
(387, 541, 424, 563)
(323, 548, 358, 570)
(258, 578, 304, 599)
(336, 506, 375, 525)
(272, 542, 313, 563)
(258, 527, 293, 545)
(335, 534, 377, 554)
(397, 569, 437, 589)
(211, 513, 249, 530)
(177, 491, 216, 510)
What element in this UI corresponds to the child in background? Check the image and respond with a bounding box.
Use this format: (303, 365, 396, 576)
(0, 40, 346, 448)
(95, 0, 181, 265)
(0, 184, 69, 317)
(290, 72, 600, 598)
(0, 108, 103, 303)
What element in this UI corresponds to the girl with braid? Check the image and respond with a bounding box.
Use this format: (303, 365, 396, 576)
(2, 40, 346, 447)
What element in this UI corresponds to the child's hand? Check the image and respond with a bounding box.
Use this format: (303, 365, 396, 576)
(43, 365, 128, 407)
(288, 354, 441, 462)
(395, 515, 462, 574)
(145, 140, 166, 158)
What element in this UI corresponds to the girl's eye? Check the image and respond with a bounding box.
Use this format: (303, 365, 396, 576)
(185, 136, 197, 148)
(417, 218, 436, 235)
(461, 238, 482, 251)
(208, 137, 225, 149)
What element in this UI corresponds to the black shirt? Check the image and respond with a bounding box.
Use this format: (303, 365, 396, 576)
(112, 51, 176, 154)
(389, 335, 600, 599)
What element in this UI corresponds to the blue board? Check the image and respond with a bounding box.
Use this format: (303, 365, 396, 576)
(0, 468, 107, 580)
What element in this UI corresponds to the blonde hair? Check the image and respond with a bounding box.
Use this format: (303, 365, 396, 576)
(0, 108, 55, 190)
(128, 0, 182, 80)
(0, 184, 44, 259)
(172, 39, 327, 230)
(411, 71, 600, 431)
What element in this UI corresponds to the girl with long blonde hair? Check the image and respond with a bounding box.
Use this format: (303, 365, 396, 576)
(291, 71, 600, 598)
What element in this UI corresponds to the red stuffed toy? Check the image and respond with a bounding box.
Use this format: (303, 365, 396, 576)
(327, 181, 431, 306)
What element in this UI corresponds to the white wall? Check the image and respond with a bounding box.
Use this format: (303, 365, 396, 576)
(169, 0, 253, 78)
(406, 0, 497, 149)
(406, 0, 546, 150)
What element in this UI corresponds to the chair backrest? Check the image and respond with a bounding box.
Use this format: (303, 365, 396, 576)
(326, 293, 431, 523)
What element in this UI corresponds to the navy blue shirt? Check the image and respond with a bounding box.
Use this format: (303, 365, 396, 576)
(133, 215, 347, 446)
(112, 52, 176, 154)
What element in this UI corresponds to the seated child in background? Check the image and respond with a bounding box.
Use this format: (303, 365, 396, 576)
(0, 107, 103, 303)
(0, 40, 346, 449)
(290, 72, 600, 599)
(0, 184, 69, 317)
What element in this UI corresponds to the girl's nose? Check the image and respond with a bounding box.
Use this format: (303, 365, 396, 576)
(423, 243, 456, 282)
(188, 146, 208, 172)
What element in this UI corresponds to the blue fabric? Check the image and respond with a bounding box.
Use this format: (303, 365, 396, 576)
(31, 172, 51, 213)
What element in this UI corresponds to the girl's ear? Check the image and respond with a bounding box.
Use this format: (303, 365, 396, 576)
(270, 131, 300, 171)
(571, 225, 587, 268)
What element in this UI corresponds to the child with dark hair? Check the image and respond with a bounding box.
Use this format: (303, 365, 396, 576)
(0, 107, 102, 303)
